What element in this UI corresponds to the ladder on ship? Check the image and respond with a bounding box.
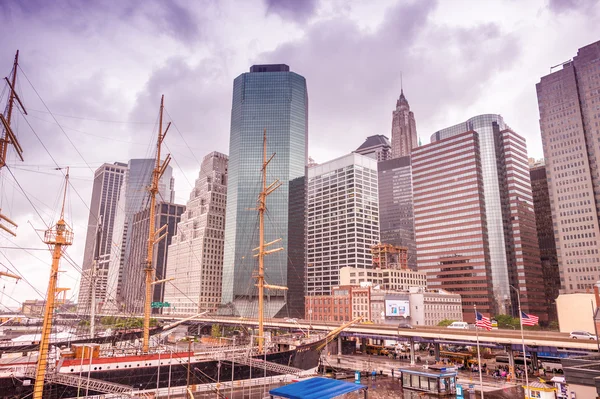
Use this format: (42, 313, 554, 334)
(228, 355, 305, 376)
(24, 370, 135, 396)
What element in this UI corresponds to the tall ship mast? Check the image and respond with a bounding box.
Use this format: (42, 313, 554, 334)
(142, 95, 171, 353)
(255, 129, 289, 352)
(0, 50, 26, 236)
(33, 170, 73, 399)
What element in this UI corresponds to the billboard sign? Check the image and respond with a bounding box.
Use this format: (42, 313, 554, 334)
(385, 300, 410, 317)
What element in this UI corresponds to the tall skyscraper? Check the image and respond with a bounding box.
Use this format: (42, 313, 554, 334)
(221, 64, 308, 318)
(412, 131, 494, 320)
(104, 159, 173, 312)
(530, 161, 560, 322)
(77, 162, 127, 313)
(354, 135, 392, 161)
(164, 152, 228, 316)
(377, 156, 416, 270)
(415, 115, 546, 321)
(306, 153, 380, 296)
(536, 40, 600, 293)
(391, 89, 417, 158)
(122, 202, 185, 314)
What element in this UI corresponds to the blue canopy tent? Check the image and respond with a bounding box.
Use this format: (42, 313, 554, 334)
(269, 377, 367, 399)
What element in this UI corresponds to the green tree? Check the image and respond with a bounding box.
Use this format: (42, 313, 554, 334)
(437, 319, 455, 327)
(211, 324, 222, 338)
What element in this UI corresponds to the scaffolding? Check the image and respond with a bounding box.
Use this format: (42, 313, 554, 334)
(371, 243, 408, 270)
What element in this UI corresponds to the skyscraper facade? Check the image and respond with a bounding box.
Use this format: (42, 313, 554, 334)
(391, 90, 417, 158)
(122, 202, 185, 314)
(77, 162, 127, 313)
(164, 152, 228, 316)
(377, 156, 416, 270)
(530, 162, 560, 322)
(536, 40, 600, 293)
(306, 153, 380, 296)
(104, 159, 173, 312)
(354, 135, 392, 161)
(422, 115, 546, 320)
(221, 64, 308, 318)
(412, 131, 494, 320)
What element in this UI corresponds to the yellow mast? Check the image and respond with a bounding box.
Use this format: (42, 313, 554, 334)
(254, 129, 283, 352)
(142, 95, 171, 353)
(33, 169, 73, 399)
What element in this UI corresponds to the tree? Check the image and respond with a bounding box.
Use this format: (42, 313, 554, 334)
(211, 324, 222, 338)
(437, 319, 455, 327)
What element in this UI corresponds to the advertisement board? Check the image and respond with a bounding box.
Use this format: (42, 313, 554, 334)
(384, 300, 410, 317)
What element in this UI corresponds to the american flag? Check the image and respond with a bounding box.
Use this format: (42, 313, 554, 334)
(521, 311, 539, 326)
(475, 312, 492, 331)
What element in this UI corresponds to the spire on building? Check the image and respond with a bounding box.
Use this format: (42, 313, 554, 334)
(391, 79, 418, 158)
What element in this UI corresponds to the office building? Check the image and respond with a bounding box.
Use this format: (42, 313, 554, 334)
(104, 159, 173, 312)
(221, 64, 308, 318)
(339, 266, 427, 291)
(354, 135, 392, 161)
(77, 162, 127, 314)
(391, 89, 417, 158)
(414, 115, 546, 321)
(306, 153, 380, 296)
(407, 287, 463, 327)
(377, 156, 416, 269)
(121, 202, 185, 314)
(536, 40, 600, 293)
(164, 152, 228, 316)
(530, 161, 560, 322)
(305, 285, 461, 326)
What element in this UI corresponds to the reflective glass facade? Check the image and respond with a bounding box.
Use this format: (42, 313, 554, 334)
(430, 115, 545, 319)
(432, 115, 511, 312)
(378, 156, 416, 269)
(221, 65, 308, 317)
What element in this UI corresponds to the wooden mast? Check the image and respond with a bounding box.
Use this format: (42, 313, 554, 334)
(142, 95, 171, 353)
(0, 50, 26, 236)
(254, 129, 283, 352)
(33, 169, 73, 399)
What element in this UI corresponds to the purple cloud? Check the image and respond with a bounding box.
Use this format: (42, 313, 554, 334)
(265, 0, 318, 23)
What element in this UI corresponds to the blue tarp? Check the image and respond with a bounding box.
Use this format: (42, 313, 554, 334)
(269, 377, 367, 399)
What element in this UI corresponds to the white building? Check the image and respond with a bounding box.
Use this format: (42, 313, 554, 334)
(339, 266, 427, 291)
(408, 287, 463, 327)
(77, 162, 127, 314)
(307, 153, 380, 296)
(103, 159, 173, 313)
(163, 152, 228, 315)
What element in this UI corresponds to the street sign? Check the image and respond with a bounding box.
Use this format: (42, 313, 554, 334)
(151, 302, 171, 308)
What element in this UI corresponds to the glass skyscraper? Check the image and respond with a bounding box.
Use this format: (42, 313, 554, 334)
(427, 115, 545, 319)
(221, 64, 308, 318)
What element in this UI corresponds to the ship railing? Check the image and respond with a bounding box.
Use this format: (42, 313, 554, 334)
(23, 370, 135, 396)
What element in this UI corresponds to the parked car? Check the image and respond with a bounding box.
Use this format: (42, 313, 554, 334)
(447, 321, 469, 329)
(570, 330, 597, 340)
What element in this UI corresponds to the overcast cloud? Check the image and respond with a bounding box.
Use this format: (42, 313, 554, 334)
(0, 0, 598, 307)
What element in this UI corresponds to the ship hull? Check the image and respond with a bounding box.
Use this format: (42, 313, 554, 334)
(0, 338, 324, 398)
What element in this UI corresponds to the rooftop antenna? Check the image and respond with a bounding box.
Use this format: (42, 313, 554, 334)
(400, 71, 403, 95)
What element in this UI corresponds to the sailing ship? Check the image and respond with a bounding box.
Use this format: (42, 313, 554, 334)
(0, 91, 357, 398)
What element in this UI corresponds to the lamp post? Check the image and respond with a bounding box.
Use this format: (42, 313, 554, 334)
(509, 285, 529, 394)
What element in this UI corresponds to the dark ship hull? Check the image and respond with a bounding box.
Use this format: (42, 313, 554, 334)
(0, 337, 325, 399)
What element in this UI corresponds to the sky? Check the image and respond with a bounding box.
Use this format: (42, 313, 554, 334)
(0, 0, 598, 308)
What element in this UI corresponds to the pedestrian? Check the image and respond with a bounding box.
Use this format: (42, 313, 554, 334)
(391, 369, 394, 378)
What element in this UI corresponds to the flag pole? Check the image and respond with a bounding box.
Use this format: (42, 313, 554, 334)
(517, 294, 529, 396)
(474, 305, 484, 399)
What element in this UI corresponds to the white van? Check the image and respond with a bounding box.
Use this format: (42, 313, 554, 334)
(447, 321, 469, 329)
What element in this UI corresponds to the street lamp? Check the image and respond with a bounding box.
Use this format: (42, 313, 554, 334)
(509, 285, 529, 393)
